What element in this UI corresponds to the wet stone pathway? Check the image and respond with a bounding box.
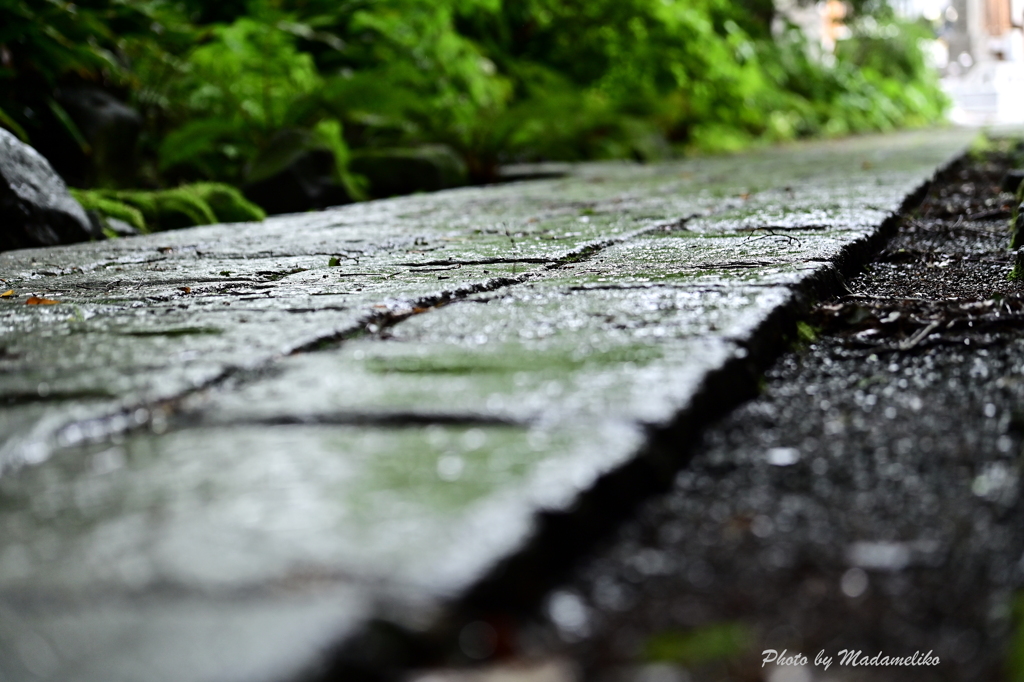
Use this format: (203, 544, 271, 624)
(0, 131, 973, 682)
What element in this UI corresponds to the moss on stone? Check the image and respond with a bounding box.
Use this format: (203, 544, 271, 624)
(69, 189, 147, 232)
(78, 183, 265, 233)
(108, 188, 217, 231)
(182, 183, 266, 223)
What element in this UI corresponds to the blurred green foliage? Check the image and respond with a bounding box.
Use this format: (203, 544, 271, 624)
(0, 0, 186, 144)
(644, 622, 750, 666)
(0, 0, 948, 195)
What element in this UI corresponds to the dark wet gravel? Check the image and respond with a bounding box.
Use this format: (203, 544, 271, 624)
(511, 146, 1024, 681)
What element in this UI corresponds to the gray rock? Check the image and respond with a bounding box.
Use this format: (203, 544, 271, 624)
(86, 210, 140, 238)
(0, 129, 97, 252)
(350, 144, 467, 197)
(498, 162, 572, 183)
(243, 128, 351, 215)
(1003, 169, 1024, 195)
(54, 86, 142, 187)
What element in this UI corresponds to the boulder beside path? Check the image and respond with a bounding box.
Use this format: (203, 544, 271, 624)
(0, 128, 97, 252)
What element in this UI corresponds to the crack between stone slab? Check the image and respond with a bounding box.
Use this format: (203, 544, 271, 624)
(398, 257, 555, 267)
(564, 283, 790, 292)
(0, 570, 369, 604)
(299, 223, 704, 345)
(672, 259, 778, 270)
(736, 224, 832, 233)
(289, 274, 535, 351)
(1, 389, 118, 406)
(191, 412, 524, 429)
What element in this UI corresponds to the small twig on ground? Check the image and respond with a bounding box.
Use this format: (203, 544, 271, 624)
(898, 320, 942, 351)
(742, 228, 803, 247)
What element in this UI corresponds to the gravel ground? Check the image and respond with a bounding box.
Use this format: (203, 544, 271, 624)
(463, 142, 1024, 682)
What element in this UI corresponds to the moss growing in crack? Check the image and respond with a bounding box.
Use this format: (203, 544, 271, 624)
(119, 326, 224, 337)
(781, 320, 821, 353)
(967, 133, 994, 163)
(796, 321, 819, 344)
(644, 622, 750, 666)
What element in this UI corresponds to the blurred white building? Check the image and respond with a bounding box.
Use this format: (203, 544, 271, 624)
(896, 0, 1024, 124)
(777, 0, 1024, 125)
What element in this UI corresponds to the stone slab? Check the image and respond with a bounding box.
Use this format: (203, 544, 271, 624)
(0, 130, 972, 681)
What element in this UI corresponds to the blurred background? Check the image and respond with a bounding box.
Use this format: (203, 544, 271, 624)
(893, 0, 1024, 125)
(0, 0, 1019, 229)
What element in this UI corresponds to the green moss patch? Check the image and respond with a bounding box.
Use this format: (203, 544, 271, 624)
(71, 183, 265, 234)
(69, 189, 147, 233)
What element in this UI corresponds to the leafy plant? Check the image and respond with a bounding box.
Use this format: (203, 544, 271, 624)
(153, 16, 324, 181)
(1, 0, 950, 201)
(0, 1, 188, 144)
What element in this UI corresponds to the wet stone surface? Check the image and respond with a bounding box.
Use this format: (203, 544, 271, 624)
(0, 131, 973, 682)
(505, 142, 1024, 682)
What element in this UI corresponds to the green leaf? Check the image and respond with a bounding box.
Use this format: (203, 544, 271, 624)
(47, 98, 91, 155)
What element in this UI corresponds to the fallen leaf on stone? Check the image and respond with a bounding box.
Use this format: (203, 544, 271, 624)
(179, 287, 192, 294)
(26, 296, 58, 305)
(328, 257, 341, 267)
(0, 290, 13, 298)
